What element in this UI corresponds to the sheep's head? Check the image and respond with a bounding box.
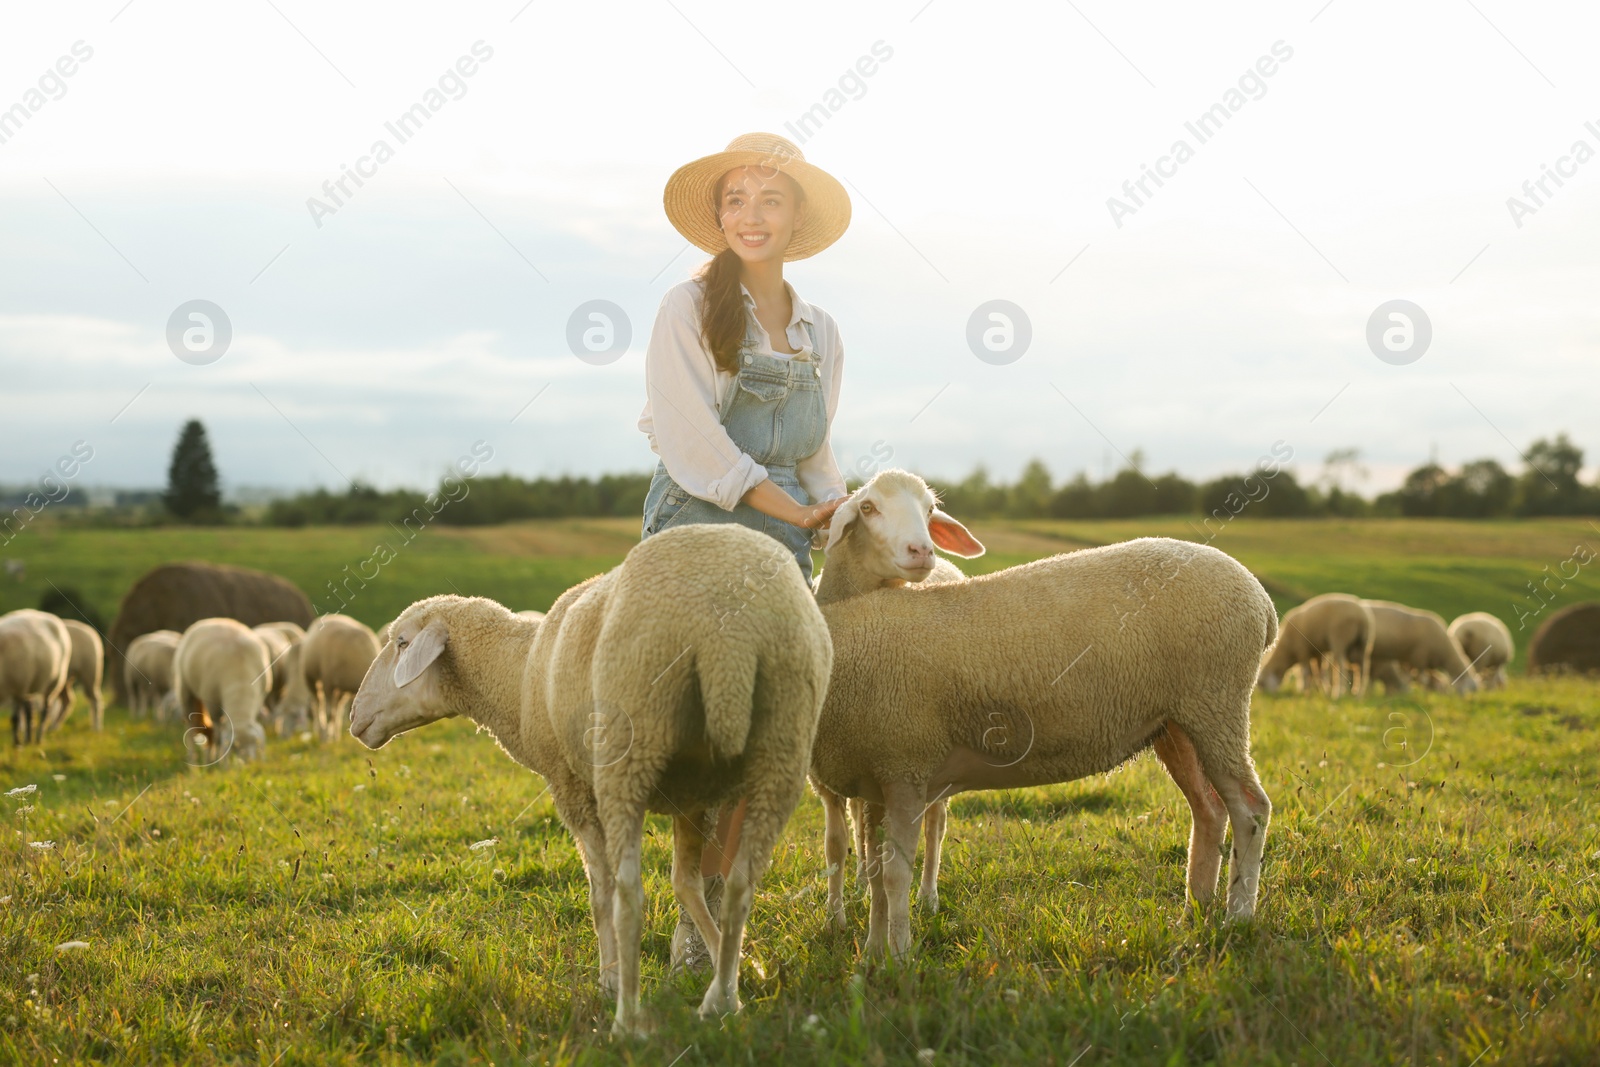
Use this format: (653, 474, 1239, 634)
(349, 598, 458, 749)
(822, 468, 985, 582)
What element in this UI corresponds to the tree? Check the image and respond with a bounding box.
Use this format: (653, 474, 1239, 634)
(164, 419, 222, 520)
(1516, 434, 1587, 515)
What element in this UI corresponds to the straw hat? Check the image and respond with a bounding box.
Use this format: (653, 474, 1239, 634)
(663, 132, 851, 262)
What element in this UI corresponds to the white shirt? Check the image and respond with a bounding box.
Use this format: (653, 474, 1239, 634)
(638, 277, 849, 512)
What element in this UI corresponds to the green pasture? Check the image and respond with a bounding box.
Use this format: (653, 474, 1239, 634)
(1, 516, 1598, 1064)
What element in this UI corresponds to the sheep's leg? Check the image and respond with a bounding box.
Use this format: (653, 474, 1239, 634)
(559, 797, 618, 999)
(862, 801, 890, 958)
(815, 781, 851, 930)
(603, 805, 650, 1038)
(879, 782, 924, 959)
(671, 811, 723, 966)
(1151, 723, 1227, 907)
(700, 782, 795, 1021)
(850, 796, 868, 883)
(1330, 649, 1352, 699)
(90, 687, 103, 731)
(918, 798, 947, 913)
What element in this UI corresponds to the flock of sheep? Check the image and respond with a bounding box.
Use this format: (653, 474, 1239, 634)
(0, 467, 1558, 1038)
(1256, 593, 1513, 699)
(5, 609, 404, 760)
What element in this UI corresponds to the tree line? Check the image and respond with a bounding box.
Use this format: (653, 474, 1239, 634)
(19, 420, 1597, 527)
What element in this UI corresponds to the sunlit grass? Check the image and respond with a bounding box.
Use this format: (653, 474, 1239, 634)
(3, 676, 1596, 1065)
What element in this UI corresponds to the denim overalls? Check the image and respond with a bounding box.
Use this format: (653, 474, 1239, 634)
(641, 313, 827, 582)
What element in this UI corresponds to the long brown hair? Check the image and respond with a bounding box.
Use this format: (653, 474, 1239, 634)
(693, 170, 807, 374)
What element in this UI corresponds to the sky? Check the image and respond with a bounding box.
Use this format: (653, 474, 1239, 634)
(2, 0, 1597, 500)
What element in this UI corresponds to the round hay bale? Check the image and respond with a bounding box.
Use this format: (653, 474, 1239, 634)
(1527, 601, 1600, 676)
(106, 562, 313, 702)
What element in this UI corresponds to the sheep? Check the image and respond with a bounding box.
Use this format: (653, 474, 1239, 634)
(809, 469, 1277, 959)
(0, 609, 71, 745)
(44, 619, 105, 732)
(1257, 593, 1374, 698)
(349, 523, 833, 1037)
(811, 505, 969, 916)
(124, 630, 180, 719)
(1448, 612, 1513, 690)
(173, 618, 272, 763)
(300, 614, 381, 741)
(252, 622, 314, 734)
(1362, 600, 1480, 695)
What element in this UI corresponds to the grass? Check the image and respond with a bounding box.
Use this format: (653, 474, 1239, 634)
(2, 516, 1599, 1064)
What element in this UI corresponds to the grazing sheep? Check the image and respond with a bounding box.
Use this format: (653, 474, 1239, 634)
(810, 470, 1277, 959)
(1362, 600, 1479, 695)
(300, 614, 381, 741)
(44, 619, 105, 731)
(105, 562, 312, 706)
(252, 622, 314, 734)
(0, 609, 71, 745)
(1258, 593, 1374, 698)
(173, 618, 272, 763)
(124, 630, 180, 719)
(1448, 612, 1513, 689)
(350, 523, 833, 1036)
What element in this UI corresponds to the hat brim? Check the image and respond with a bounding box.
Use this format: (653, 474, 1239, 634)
(664, 149, 851, 262)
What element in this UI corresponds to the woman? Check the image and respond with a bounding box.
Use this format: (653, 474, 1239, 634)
(637, 132, 853, 970)
(638, 132, 854, 584)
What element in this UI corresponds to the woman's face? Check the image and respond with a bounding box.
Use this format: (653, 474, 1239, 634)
(717, 166, 805, 265)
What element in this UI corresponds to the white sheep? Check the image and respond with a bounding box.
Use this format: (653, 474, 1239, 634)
(1362, 600, 1480, 695)
(43, 619, 105, 732)
(813, 523, 968, 915)
(173, 618, 272, 763)
(1257, 593, 1374, 698)
(350, 523, 832, 1037)
(252, 622, 314, 735)
(300, 614, 381, 741)
(124, 630, 180, 720)
(1448, 612, 1513, 690)
(0, 609, 71, 745)
(810, 469, 1277, 959)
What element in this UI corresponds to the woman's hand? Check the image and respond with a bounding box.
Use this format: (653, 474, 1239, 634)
(794, 495, 846, 530)
(740, 480, 847, 529)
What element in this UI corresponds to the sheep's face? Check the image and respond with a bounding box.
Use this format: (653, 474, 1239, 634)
(823, 469, 985, 581)
(349, 611, 454, 749)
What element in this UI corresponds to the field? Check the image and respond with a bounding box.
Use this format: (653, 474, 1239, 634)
(2, 516, 1598, 1065)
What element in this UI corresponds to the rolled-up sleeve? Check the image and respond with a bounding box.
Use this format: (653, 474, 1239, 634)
(796, 324, 848, 504)
(640, 286, 768, 511)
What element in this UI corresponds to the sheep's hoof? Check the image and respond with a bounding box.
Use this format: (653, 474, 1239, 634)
(917, 888, 940, 914)
(697, 988, 743, 1020)
(827, 906, 847, 931)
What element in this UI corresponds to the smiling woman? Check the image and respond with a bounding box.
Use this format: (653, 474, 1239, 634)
(638, 132, 855, 585)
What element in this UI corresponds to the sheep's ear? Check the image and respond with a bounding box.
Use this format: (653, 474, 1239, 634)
(823, 494, 862, 553)
(929, 508, 985, 558)
(393, 619, 448, 688)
